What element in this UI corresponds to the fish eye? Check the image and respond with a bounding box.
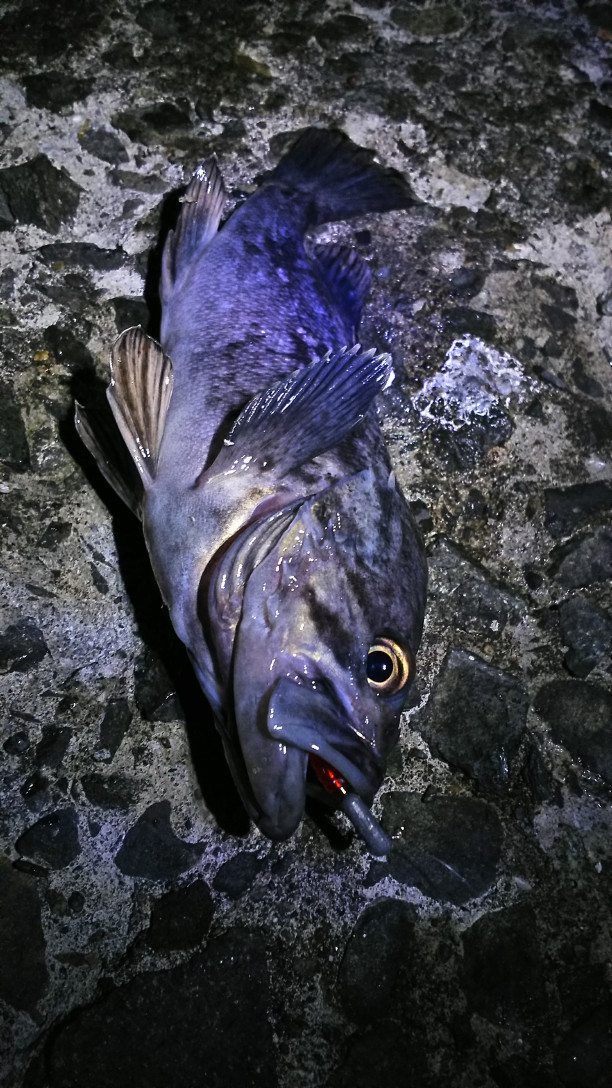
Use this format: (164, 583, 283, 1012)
(366, 637, 412, 695)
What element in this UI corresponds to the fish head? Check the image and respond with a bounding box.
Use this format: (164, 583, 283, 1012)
(206, 468, 427, 843)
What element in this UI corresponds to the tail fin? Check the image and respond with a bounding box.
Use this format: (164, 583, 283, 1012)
(265, 128, 416, 225)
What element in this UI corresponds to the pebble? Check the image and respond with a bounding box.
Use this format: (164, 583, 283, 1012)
(43, 929, 277, 1088)
(0, 380, 30, 471)
(212, 851, 265, 899)
(552, 528, 612, 590)
(337, 899, 417, 1025)
(114, 801, 204, 880)
(382, 792, 502, 905)
(462, 902, 547, 1027)
(0, 155, 81, 232)
(145, 880, 214, 951)
(0, 617, 48, 673)
(533, 679, 612, 784)
(0, 860, 48, 1013)
(15, 808, 81, 870)
(418, 648, 529, 793)
(557, 595, 612, 678)
(544, 481, 612, 539)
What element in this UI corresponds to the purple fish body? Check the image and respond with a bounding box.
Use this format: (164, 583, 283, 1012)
(76, 129, 427, 853)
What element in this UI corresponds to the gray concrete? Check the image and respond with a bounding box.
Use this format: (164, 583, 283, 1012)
(1, 1, 611, 1085)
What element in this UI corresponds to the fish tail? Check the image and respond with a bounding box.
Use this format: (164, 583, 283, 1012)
(266, 127, 416, 224)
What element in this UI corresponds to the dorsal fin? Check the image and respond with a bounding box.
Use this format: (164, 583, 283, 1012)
(107, 327, 173, 487)
(313, 243, 372, 333)
(161, 157, 226, 305)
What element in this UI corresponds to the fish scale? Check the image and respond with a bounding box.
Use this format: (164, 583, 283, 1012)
(76, 127, 428, 853)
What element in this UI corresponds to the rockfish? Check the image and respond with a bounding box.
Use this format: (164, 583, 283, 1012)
(76, 128, 427, 854)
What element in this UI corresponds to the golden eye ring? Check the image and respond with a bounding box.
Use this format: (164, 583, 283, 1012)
(366, 637, 412, 695)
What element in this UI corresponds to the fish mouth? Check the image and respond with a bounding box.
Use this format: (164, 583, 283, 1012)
(267, 676, 383, 799)
(264, 676, 390, 855)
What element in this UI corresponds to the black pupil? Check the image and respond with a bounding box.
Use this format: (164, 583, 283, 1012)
(367, 650, 394, 683)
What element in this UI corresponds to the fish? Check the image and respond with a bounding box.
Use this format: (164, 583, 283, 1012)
(76, 128, 428, 855)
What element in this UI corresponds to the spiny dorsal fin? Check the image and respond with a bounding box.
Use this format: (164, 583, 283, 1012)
(312, 243, 372, 333)
(75, 400, 144, 519)
(207, 344, 393, 480)
(161, 157, 226, 304)
(108, 326, 173, 487)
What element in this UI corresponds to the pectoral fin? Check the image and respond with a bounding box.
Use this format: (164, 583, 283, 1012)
(210, 344, 393, 478)
(107, 326, 173, 488)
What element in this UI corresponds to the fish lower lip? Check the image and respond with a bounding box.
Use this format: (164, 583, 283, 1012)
(267, 677, 382, 798)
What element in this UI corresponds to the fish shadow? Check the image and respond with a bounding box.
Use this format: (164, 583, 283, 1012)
(59, 380, 250, 837)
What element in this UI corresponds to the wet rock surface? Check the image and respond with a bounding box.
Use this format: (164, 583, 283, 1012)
(1, 0, 611, 1085)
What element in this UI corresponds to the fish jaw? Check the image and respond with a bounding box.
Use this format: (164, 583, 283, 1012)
(231, 666, 388, 843)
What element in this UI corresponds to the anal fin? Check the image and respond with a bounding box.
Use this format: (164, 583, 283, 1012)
(75, 400, 144, 518)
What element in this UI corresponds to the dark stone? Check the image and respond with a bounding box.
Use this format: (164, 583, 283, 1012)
(44, 323, 95, 372)
(442, 306, 498, 341)
(449, 266, 485, 295)
(15, 808, 81, 870)
(382, 792, 502, 905)
(409, 498, 433, 533)
(329, 1024, 426, 1088)
(572, 358, 604, 398)
(145, 880, 214, 951)
(89, 563, 109, 594)
(112, 295, 150, 332)
(0, 860, 49, 1012)
(35, 726, 71, 768)
(134, 648, 185, 722)
(45, 929, 277, 1088)
(0, 380, 30, 470)
(20, 772, 51, 813)
(390, 4, 465, 35)
(109, 168, 167, 193)
(533, 679, 612, 784)
(38, 242, 127, 272)
(554, 1003, 612, 1087)
(4, 729, 31, 756)
(99, 697, 133, 759)
(558, 595, 612, 678)
(462, 903, 546, 1027)
(544, 481, 612, 539)
(558, 158, 609, 214)
(78, 126, 129, 164)
(38, 522, 71, 550)
(22, 72, 93, 111)
(112, 102, 191, 143)
(81, 773, 139, 810)
(572, 400, 612, 453)
(428, 540, 525, 643)
(0, 618, 48, 672)
(0, 155, 81, 232)
(114, 801, 204, 880)
(540, 302, 577, 333)
(590, 99, 612, 130)
(418, 648, 529, 794)
(213, 851, 264, 899)
(427, 403, 513, 471)
(553, 528, 612, 590)
(337, 899, 417, 1025)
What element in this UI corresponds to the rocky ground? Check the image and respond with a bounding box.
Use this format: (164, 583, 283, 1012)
(1, 0, 612, 1085)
